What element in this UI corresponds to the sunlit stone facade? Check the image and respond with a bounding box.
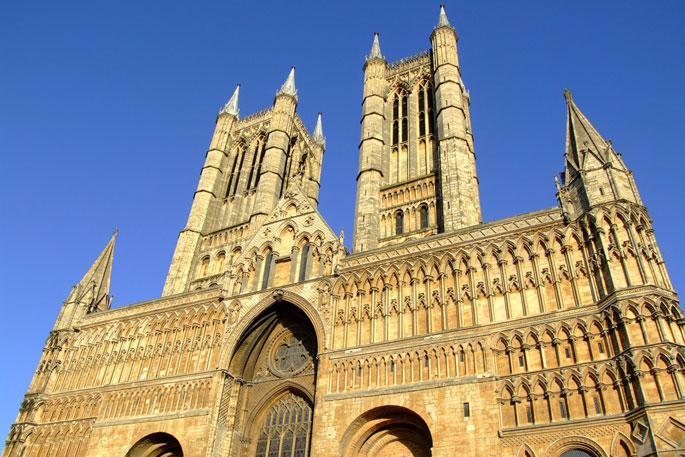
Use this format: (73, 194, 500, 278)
(4, 6, 684, 457)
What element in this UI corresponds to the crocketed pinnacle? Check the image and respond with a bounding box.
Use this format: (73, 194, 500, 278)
(367, 32, 384, 61)
(564, 88, 611, 170)
(277, 66, 298, 100)
(65, 230, 117, 313)
(312, 112, 326, 148)
(437, 4, 451, 27)
(219, 84, 240, 117)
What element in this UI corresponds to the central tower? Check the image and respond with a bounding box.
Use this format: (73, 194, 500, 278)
(352, 5, 481, 253)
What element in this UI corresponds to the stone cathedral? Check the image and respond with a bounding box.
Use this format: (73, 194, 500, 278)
(5, 6, 685, 457)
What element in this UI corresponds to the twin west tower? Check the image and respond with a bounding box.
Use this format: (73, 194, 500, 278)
(5, 6, 684, 457)
(354, 7, 480, 253)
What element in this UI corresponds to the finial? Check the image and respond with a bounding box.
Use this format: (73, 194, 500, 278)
(312, 112, 326, 148)
(554, 175, 561, 192)
(113, 229, 119, 237)
(563, 88, 573, 103)
(219, 83, 240, 117)
(367, 32, 384, 61)
(277, 67, 298, 100)
(437, 4, 451, 27)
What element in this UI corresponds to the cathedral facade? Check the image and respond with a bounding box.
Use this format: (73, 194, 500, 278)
(4, 6, 684, 457)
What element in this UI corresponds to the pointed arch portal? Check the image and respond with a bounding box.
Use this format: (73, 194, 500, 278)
(228, 300, 319, 457)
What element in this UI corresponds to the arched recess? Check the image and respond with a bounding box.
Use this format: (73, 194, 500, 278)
(542, 435, 608, 457)
(125, 432, 183, 457)
(339, 406, 433, 457)
(226, 299, 320, 457)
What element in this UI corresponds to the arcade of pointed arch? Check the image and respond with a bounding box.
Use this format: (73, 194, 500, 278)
(331, 205, 672, 351)
(30, 303, 228, 396)
(223, 202, 344, 296)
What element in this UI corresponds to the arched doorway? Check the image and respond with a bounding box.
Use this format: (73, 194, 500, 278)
(340, 406, 433, 457)
(228, 301, 318, 457)
(125, 432, 183, 457)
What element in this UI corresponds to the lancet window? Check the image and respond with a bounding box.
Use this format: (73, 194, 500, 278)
(395, 210, 404, 235)
(226, 142, 247, 197)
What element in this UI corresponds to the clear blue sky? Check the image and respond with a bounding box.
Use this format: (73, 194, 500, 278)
(1, 1, 683, 436)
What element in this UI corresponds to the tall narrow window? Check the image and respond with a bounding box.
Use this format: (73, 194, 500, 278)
(401, 118, 408, 143)
(298, 243, 309, 282)
(593, 397, 601, 414)
(247, 140, 262, 189)
(200, 257, 210, 277)
(419, 205, 429, 229)
(392, 121, 399, 145)
(419, 112, 426, 136)
(225, 152, 239, 197)
(255, 143, 266, 188)
(262, 252, 273, 290)
(463, 402, 470, 417)
(559, 401, 567, 419)
(232, 148, 246, 195)
(395, 211, 404, 235)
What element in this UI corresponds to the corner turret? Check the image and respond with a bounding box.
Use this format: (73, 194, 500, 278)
(557, 90, 643, 221)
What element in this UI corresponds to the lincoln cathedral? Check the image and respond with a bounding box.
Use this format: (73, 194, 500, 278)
(4, 5, 684, 457)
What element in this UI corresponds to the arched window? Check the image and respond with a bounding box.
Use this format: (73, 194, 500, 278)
(217, 252, 226, 273)
(254, 393, 313, 457)
(254, 143, 266, 187)
(261, 252, 273, 290)
(200, 257, 210, 277)
(420, 205, 429, 229)
(392, 121, 399, 145)
(231, 147, 247, 195)
(395, 211, 404, 235)
(298, 243, 310, 282)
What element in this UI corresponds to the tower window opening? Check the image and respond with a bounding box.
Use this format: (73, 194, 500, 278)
(598, 342, 604, 354)
(395, 211, 404, 235)
(525, 406, 532, 423)
(559, 401, 567, 419)
(518, 356, 524, 367)
(357, 366, 362, 377)
(464, 402, 470, 417)
(420, 205, 429, 229)
(390, 360, 395, 372)
(261, 252, 273, 290)
(298, 243, 310, 282)
(593, 396, 601, 414)
(392, 121, 399, 145)
(424, 355, 429, 367)
(232, 148, 246, 195)
(254, 143, 266, 187)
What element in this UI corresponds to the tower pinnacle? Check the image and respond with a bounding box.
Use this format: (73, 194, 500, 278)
(220, 84, 240, 117)
(437, 4, 451, 27)
(367, 32, 384, 61)
(277, 66, 298, 100)
(312, 112, 326, 148)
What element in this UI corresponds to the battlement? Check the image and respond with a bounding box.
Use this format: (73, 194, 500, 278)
(386, 49, 432, 76)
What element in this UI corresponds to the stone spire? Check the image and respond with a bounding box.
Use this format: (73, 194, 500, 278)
(312, 112, 326, 148)
(558, 90, 642, 221)
(54, 231, 117, 329)
(367, 32, 384, 61)
(277, 66, 298, 100)
(68, 230, 117, 312)
(219, 84, 240, 117)
(564, 88, 612, 172)
(437, 3, 451, 27)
